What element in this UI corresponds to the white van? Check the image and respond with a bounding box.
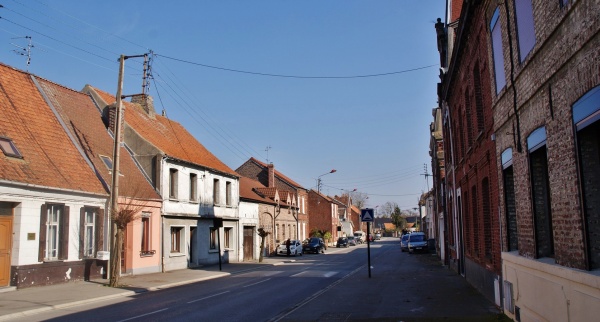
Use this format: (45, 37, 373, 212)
(353, 231, 365, 243)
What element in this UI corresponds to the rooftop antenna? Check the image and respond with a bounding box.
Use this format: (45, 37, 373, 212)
(265, 145, 272, 164)
(11, 36, 34, 70)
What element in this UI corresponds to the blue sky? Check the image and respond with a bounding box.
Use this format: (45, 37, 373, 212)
(1, 0, 443, 211)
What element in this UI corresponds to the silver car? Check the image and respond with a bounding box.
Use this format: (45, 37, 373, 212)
(407, 233, 428, 253)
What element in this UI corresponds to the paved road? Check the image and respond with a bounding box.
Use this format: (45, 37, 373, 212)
(12, 238, 506, 321)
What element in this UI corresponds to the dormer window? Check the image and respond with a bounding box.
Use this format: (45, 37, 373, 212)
(100, 155, 113, 170)
(0, 137, 22, 158)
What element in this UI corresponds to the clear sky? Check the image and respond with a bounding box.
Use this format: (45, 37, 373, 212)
(1, 0, 443, 212)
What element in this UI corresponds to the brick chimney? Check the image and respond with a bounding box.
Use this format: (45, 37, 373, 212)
(267, 163, 275, 188)
(131, 94, 156, 117)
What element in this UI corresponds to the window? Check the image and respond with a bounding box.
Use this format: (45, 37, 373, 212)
(226, 181, 232, 206)
(482, 178, 492, 260)
(210, 227, 218, 250)
(169, 168, 178, 199)
(471, 186, 480, 257)
(0, 137, 22, 158)
(213, 179, 220, 205)
(515, 0, 536, 62)
(171, 226, 183, 253)
(224, 227, 232, 249)
(502, 148, 518, 251)
(528, 127, 554, 258)
(190, 173, 197, 202)
(465, 92, 474, 147)
(39, 203, 69, 261)
(490, 8, 506, 93)
(474, 65, 485, 133)
(141, 213, 151, 255)
(560, 0, 569, 8)
(100, 155, 113, 170)
(83, 208, 95, 257)
(573, 86, 600, 269)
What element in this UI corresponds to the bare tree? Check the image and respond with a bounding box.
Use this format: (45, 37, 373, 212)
(349, 191, 369, 209)
(378, 201, 399, 218)
(257, 228, 270, 263)
(109, 183, 149, 287)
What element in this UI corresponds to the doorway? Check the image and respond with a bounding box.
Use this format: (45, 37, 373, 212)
(0, 202, 14, 287)
(243, 227, 254, 261)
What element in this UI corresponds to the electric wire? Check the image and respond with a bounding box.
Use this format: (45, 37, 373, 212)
(156, 54, 438, 79)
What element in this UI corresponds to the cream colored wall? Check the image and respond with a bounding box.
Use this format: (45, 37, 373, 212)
(502, 252, 600, 322)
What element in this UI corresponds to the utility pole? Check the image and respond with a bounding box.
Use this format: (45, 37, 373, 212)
(108, 55, 125, 287)
(422, 163, 431, 191)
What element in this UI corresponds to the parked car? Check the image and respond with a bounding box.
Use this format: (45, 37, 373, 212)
(353, 231, 365, 243)
(276, 239, 303, 256)
(336, 237, 349, 248)
(374, 233, 381, 240)
(347, 236, 357, 246)
(407, 232, 428, 253)
(303, 237, 325, 254)
(400, 234, 410, 252)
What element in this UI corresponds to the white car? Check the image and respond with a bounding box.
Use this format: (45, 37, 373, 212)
(276, 239, 303, 256)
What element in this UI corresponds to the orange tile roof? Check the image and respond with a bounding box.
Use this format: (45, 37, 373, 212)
(87, 86, 237, 177)
(247, 157, 304, 189)
(238, 176, 275, 205)
(0, 63, 106, 195)
(35, 77, 160, 200)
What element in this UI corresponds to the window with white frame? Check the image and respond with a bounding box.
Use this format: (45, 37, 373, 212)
(190, 173, 197, 202)
(224, 227, 232, 249)
(171, 226, 183, 253)
(169, 168, 178, 199)
(226, 181, 232, 206)
(40, 203, 69, 261)
(83, 208, 95, 258)
(213, 179, 220, 205)
(515, 0, 536, 62)
(490, 8, 506, 93)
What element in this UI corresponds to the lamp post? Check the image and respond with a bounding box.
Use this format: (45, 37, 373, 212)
(316, 169, 336, 193)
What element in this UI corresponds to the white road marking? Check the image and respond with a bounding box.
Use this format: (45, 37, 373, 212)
(290, 270, 338, 278)
(235, 270, 283, 278)
(243, 278, 272, 288)
(187, 291, 231, 304)
(116, 308, 169, 322)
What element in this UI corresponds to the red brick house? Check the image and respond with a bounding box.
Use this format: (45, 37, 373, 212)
(307, 190, 341, 245)
(436, 0, 501, 305)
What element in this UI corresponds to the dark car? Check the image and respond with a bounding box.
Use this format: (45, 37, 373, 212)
(336, 237, 349, 248)
(408, 232, 428, 253)
(400, 234, 409, 252)
(303, 237, 325, 254)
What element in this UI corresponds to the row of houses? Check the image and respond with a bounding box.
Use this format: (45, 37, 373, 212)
(0, 62, 362, 289)
(425, 0, 600, 321)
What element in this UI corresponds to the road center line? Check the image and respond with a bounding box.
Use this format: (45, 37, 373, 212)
(116, 308, 169, 322)
(243, 278, 271, 287)
(187, 291, 230, 304)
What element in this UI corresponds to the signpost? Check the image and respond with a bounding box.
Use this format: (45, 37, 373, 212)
(360, 208, 374, 278)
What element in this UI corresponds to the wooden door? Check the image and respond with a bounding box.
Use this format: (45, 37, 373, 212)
(243, 227, 254, 261)
(0, 209, 13, 286)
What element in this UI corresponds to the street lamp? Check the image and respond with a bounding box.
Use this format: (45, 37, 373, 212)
(316, 169, 336, 193)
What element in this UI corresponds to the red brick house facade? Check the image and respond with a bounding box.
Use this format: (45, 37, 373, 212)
(307, 190, 340, 245)
(437, 0, 502, 304)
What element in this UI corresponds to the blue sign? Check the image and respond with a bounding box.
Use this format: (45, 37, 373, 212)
(360, 208, 374, 222)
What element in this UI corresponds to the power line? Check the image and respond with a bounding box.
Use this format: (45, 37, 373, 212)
(155, 54, 438, 79)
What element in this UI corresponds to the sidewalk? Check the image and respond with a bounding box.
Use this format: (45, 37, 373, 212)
(0, 257, 290, 321)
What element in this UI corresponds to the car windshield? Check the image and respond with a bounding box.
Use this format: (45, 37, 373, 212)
(402, 235, 409, 241)
(309, 238, 320, 243)
(410, 235, 425, 242)
(348, 237, 355, 240)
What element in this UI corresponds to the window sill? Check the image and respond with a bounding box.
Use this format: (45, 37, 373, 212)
(170, 252, 186, 258)
(140, 250, 156, 257)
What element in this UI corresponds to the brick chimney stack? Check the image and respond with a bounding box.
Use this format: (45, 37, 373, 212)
(267, 163, 275, 188)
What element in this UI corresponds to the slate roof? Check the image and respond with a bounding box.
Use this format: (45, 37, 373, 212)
(0, 63, 106, 195)
(35, 78, 159, 200)
(85, 86, 237, 177)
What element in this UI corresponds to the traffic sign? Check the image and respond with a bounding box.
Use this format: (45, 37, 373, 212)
(360, 208, 374, 222)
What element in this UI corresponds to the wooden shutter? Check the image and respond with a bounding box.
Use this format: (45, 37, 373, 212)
(38, 204, 48, 262)
(79, 207, 85, 259)
(59, 206, 70, 260)
(96, 208, 104, 256)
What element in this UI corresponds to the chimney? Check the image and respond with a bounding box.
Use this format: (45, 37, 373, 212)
(267, 163, 275, 188)
(131, 94, 156, 117)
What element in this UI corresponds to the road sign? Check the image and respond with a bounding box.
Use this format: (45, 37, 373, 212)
(360, 208, 374, 222)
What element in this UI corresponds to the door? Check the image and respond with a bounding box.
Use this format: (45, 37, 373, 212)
(0, 203, 14, 286)
(243, 227, 254, 261)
